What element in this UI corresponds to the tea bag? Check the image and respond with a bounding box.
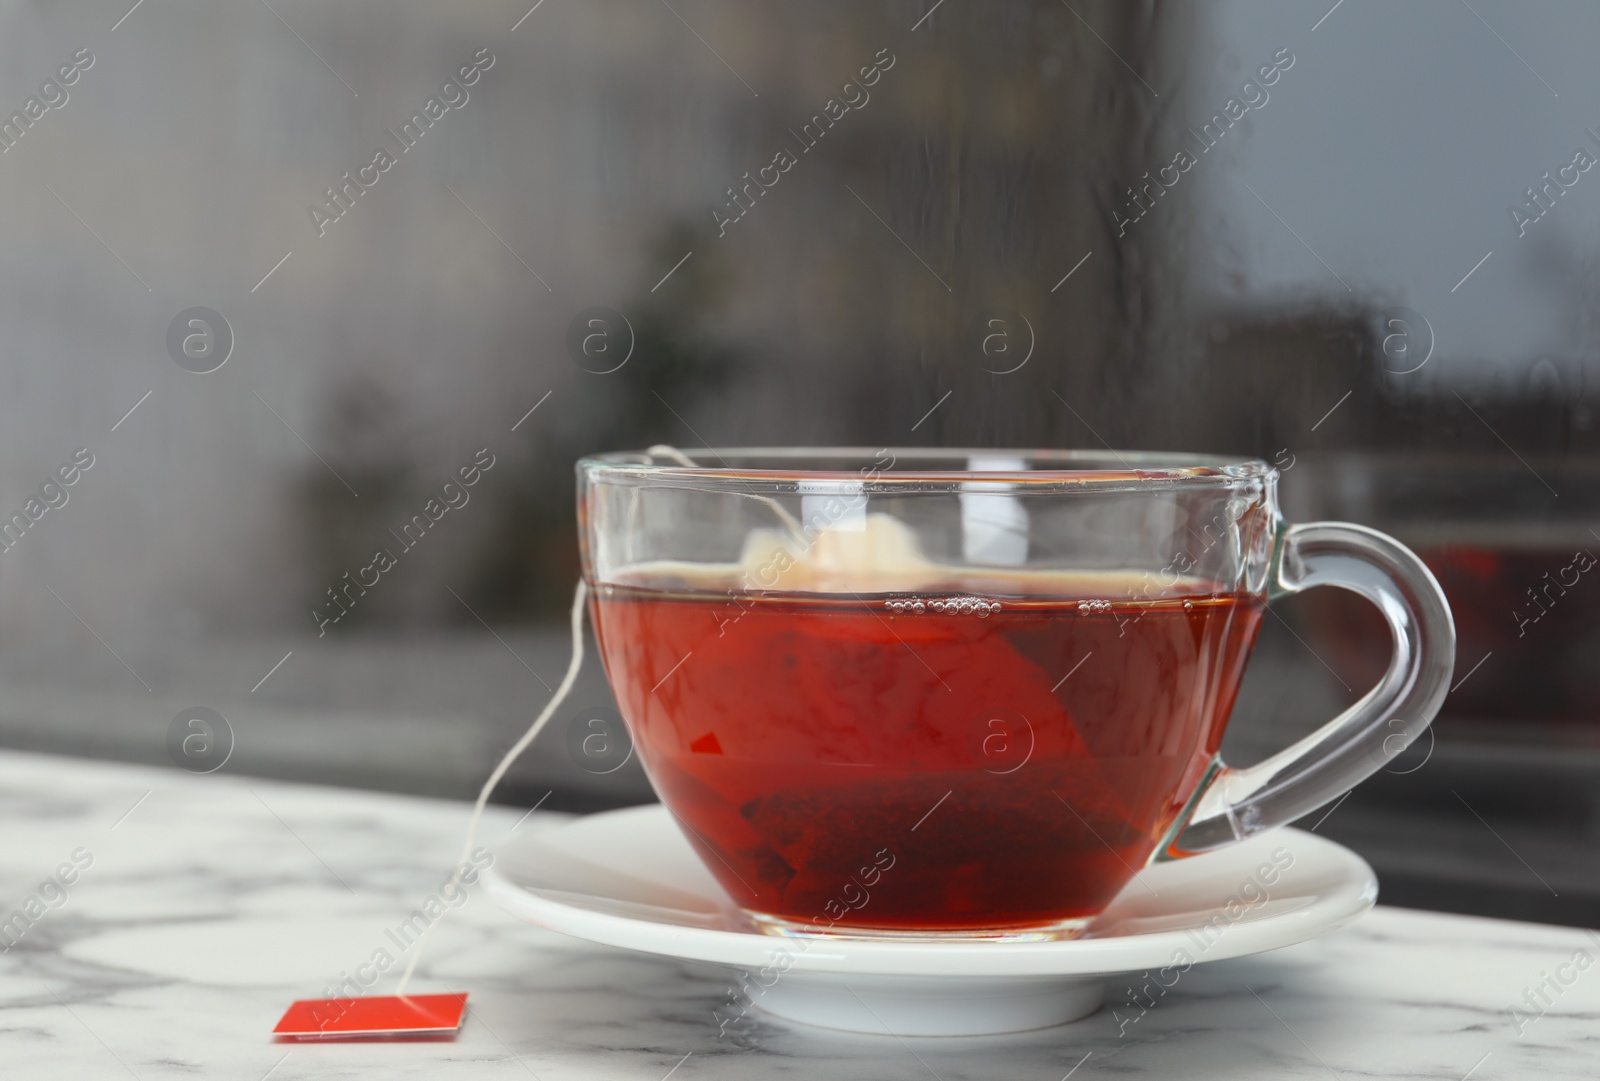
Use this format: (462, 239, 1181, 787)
(737, 512, 949, 594)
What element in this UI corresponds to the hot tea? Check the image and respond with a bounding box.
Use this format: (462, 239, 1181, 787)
(579, 450, 1454, 937)
(592, 576, 1264, 934)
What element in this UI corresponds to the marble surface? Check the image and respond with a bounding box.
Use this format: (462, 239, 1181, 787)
(1, 750, 1596, 1080)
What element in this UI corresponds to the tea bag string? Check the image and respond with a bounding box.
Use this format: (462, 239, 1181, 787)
(395, 576, 590, 994)
(645, 444, 698, 467)
(397, 445, 795, 993)
(646, 444, 807, 541)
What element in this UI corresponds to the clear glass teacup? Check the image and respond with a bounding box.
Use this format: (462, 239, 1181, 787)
(578, 448, 1454, 939)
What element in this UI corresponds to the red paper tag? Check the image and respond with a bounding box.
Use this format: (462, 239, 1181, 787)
(273, 993, 468, 1040)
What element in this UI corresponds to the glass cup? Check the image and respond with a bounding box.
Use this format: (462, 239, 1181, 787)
(578, 448, 1454, 939)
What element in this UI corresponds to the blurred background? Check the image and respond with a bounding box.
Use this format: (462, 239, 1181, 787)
(0, 0, 1594, 928)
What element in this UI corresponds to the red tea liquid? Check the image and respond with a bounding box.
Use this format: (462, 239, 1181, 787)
(592, 580, 1264, 933)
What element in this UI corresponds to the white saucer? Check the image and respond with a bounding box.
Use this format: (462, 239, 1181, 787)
(483, 805, 1376, 1036)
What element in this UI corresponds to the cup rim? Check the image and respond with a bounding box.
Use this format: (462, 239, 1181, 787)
(579, 447, 1275, 491)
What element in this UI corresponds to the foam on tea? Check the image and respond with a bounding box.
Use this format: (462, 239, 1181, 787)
(590, 513, 1266, 935)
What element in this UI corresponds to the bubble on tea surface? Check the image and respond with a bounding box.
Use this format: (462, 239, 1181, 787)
(887, 595, 1000, 615)
(919, 596, 1000, 616)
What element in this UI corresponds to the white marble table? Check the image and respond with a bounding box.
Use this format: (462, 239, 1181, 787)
(1, 749, 1595, 1080)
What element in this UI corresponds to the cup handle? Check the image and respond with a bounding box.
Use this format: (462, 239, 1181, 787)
(1167, 521, 1456, 857)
